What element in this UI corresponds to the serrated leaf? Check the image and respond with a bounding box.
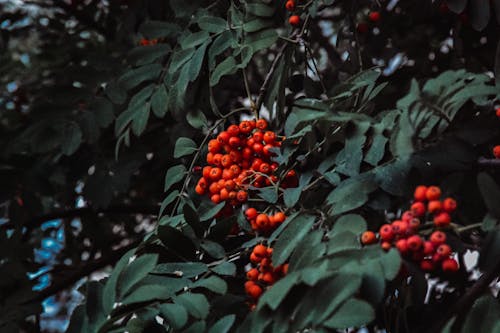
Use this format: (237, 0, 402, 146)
(174, 293, 210, 319)
(326, 176, 378, 215)
(131, 103, 150, 136)
(210, 56, 237, 86)
(117, 254, 158, 298)
(121, 285, 172, 305)
(199, 201, 226, 221)
(159, 303, 188, 330)
(200, 240, 225, 259)
(243, 18, 272, 33)
(331, 214, 367, 236)
(192, 275, 227, 294)
(174, 137, 197, 158)
(211, 262, 236, 276)
(151, 85, 168, 118)
(323, 299, 375, 329)
(102, 249, 136, 313)
(256, 186, 278, 203)
(208, 315, 235, 333)
(209, 31, 236, 69)
(181, 31, 211, 50)
(272, 214, 316, 265)
(164, 165, 186, 192)
(186, 110, 208, 129)
(258, 272, 299, 310)
(198, 16, 227, 33)
(153, 262, 208, 278)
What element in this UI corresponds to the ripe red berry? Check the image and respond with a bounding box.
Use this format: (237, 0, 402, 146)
(245, 207, 258, 220)
(379, 224, 394, 242)
(407, 235, 423, 251)
(246, 268, 259, 281)
(434, 211, 451, 228)
(420, 259, 435, 272)
(285, 0, 295, 11)
(423, 241, 435, 256)
(368, 11, 381, 22)
(289, 15, 300, 26)
(391, 220, 408, 236)
(414, 185, 428, 202)
(401, 210, 413, 222)
(442, 258, 459, 272)
(253, 244, 268, 257)
(496, 107, 500, 118)
(361, 231, 377, 245)
(493, 145, 500, 159)
(430, 231, 446, 246)
(436, 244, 452, 259)
(442, 198, 457, 212)
(246, 283, 263, 299)
(256, 119, 268, 130)
(426, 186, 441, 201)
(381, 241, 392, 251)
(396, 239, 409, 254)
(411, 202, 426, 217)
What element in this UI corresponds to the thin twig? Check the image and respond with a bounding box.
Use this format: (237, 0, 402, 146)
(478, 157, 500, 167)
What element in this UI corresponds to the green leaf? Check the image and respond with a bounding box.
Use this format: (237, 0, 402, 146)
(159, 303, 188, 330)
(151, 85, 168, 118)
(128, 44, 171, 66)
(477, 172, 500, 219)
(174, 137, 197, 158)
(183, 321, 207, 333)
(326, 175, 378, 215)
(153, 262, 208, 278)
(462, 295, 500, 333)
(169, 48, 196, 74)
(159, 190, 179, 217)
(186, 110, 208, 129)
(131, 103, 150, 136)
(164, 165, 186, 192)
(283, 172, 313, 207)
(481, 213, 498, 231)
(244, 28, 278, 53)
(210, 262, 236, 276)
(158, 225, 196, 260)
(200, 240, 225, 259)
(272, 214, 316, 266)
(198, 16, 228, 33)
(121, 285, 172, 305)
(183, 203, 203, 237)
(243, 18, 272, 33)
(209, 31, 236, 69)
(115, 84, 154, 136)
(390, 110, 415, 157)
(331, 214, 367, 236)
(174, 293, 210, 319)
(105, 81, 127, 104)
(140, 21, 180, 39)
(61, 122, 82, 156)
(246, 3, 275, 17)
(117, 254, 158, 298)
(323, 299, 375, 329)
(256, 186, 278, 204)
(192, 275, 227, 294)
(210, 56, 237, 86)
(102, 249, 136, 313)
(258, 271, 300, 310)
(208, 315, 235, 333)
(188, 41, 209, 82)
(199, 201, 226, 221)
(180, 31, 211, 50)
(118, 64, 162, 91)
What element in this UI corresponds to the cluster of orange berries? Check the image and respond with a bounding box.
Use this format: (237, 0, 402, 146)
(139, 38, 158, 46)
(360, 185, 459, 273)
(493, 107, 500, 159)
(195, 119, 298, 210)
(245, 209, 287, 234)
(285, 1, 300, 26)
(245, 244, 289, 307)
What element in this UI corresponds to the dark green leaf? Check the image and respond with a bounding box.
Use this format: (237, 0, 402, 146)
(164, 165, 186, 192)
(331, 214, 367, 236)
(117, 254, 158, 298)
(140, 21, 180, 39)
(159, 303, 188, 330)
(272, 214, 316, 265)
(174, 293, 210, 319)
(208, 315, 235, 333)
(121, 285, 172, 305)
(198, 16, 227, 33)
(200, 240, 225, 259)
(174, 137, 197, 158)
(153, 262, 208, 278)
(477, 172, 500, 219)
(151, 85, 169, 118)
(210, 56, 237, 86)
(323, 299, 375, 329)
(192, 275, 227, 294)
(211, 262, 236, 276)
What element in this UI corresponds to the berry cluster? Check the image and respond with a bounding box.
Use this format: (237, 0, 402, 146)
(245, 208, 287, 234)
(410, 185, 456, 228)
(195, 119, 291, 209)
(360, 185, 459, 273)
(285, 1, 300, 26)
(245, 244, 288, 308)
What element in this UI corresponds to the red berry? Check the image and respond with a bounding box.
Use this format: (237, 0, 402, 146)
(246, 268, 259, 281)
(391, 220, 408, 236)
(442, 198, 457, 212)
(411, 202, 426, 217)
(407, 235, 423, 252)
(285, 0, 295, 11)
(496, 107, 500, 118)
(430, 231, 446, 246)
(436, 244, 452, 259)
(423, 241, 435, 256)
(289, 15, 300, 26)
(396, 239, 409, 254)
(493, 145, 500, 159)
(361, 231, 377, 245)
(381, 241, 392, 251)
(420, 259, 435, 272)
(426, 186, 441, 201)
(442, 258, 459, 272)
(245, 207, 258, 220)
(379, 224, 394, 242)
(253, 244, 268, 257)
(368, 11, 381, 22)
(434, 212, 451, 228)
(414, 185, 428, 202)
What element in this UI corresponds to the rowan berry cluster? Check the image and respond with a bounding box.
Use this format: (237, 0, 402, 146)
(285, 1, 300, 26)
(245, 244, 289, 308)
(360, 185, 459, 273)
(195, 119, 289, 210)
(245, 208, 287, 234)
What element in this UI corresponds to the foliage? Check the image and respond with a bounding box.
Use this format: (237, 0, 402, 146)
(1, 0, 500, 332)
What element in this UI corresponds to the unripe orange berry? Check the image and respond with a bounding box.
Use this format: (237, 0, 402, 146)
(493, 145, 500, 158)
(434, 211, 451, 227)
(442, 258, 459, 272)
(411, 201, 426, 217)
(361, 231, 377, 245)
(246, 268, 259, 281)
(368, 11, 381, 22)
(442, 198, 457, 212)
(209, 167, 222, 180)
(289, 15, 300, 26)
(260, 272, 275, 284)
(426, 186, 441, 201)
(427, 200, 442, 213)
(430, 231, 446, 246)
(285, 0, 295, 11)
(414, 185, 428, 202)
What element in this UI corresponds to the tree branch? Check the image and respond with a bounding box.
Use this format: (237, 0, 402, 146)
(427, 258, 500, 333)
(27, 240, 140, 303)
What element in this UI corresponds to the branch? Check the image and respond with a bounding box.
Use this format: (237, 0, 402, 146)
(2, 204, 158, 232)
(478, 157, 500, 167)
(27, 240, 140, 303)
(427, 258, 500, 333)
